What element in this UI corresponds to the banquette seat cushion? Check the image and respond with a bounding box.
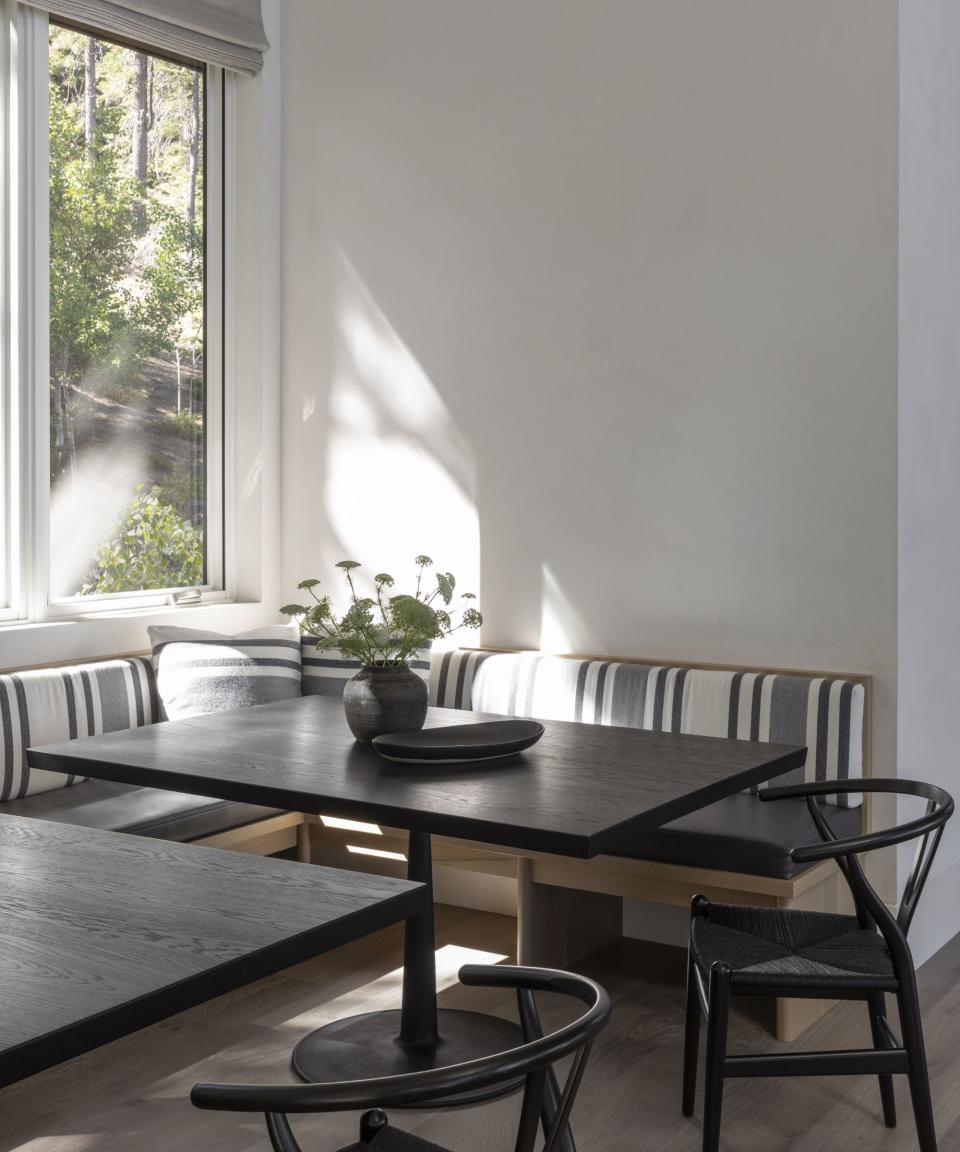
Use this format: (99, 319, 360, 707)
(428, 650, 866, 879)
(2, 656, 283, 841)
(0, 776, 280, 842)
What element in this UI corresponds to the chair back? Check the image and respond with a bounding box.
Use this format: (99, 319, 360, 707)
(762, 778, 954, 978)
(192, 965, 611, 1152)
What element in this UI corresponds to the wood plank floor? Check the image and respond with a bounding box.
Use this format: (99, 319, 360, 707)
(2, 904, 959, 1151)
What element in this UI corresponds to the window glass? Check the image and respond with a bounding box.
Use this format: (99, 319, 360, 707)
(48, 24, 205, 598)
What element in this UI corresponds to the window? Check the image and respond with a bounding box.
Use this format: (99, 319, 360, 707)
(0, 3, 224, 620)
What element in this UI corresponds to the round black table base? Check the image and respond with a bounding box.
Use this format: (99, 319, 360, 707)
(292, 1009, 525, 1108)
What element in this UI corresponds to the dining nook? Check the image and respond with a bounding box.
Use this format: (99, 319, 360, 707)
(1, 1, 959, 1150)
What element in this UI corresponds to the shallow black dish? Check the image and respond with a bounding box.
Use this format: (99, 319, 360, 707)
(372, 719, 545, 764)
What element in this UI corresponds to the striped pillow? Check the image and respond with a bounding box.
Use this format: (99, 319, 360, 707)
(429, 650, 865, 808)
(301, 638, 430, 698)
(149, 624, 302, 720)
(0, 656, 157, 801)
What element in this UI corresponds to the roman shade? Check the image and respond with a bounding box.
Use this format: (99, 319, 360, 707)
(20, 0, 268, 74)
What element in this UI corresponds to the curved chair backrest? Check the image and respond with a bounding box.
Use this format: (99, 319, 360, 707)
(192, 964, 611, 1152)
(761, 778, 954, 975)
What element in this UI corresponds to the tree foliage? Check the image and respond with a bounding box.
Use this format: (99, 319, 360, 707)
(49, 75, 138, 388)
(83, 485, 204, 594)
(49, 25, 207, 595)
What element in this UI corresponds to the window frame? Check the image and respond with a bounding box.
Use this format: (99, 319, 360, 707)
(2, 2, 229, 624)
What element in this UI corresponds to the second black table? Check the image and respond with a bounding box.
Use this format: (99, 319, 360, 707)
(0, 812, 423, 1089)
(30, 695, 806, 1093)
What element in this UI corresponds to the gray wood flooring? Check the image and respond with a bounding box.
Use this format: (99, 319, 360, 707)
(2, 905, 958, 1151)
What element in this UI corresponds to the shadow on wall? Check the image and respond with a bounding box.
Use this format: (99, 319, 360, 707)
(288, 249, 602, 656)
(294, 251, 481, 610)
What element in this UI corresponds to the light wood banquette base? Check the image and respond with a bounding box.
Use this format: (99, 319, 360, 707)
(300, 815, 853, 1043)
(193, 809, 313, 863)
(94, 797, 847, 1041)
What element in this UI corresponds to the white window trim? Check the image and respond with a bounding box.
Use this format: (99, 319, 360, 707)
(3, 4, 232, 625)
(0, 2, 12, 618)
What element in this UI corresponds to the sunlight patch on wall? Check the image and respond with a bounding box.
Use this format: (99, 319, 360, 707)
(539, 564, 599, 654)
(321, 253, 480, 619)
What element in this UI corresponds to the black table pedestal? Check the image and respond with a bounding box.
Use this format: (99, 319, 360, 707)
(292, 830, 523, 1106)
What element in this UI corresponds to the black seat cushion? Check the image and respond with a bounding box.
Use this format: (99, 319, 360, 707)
(0, 778, 284, 843)
(338, 1125, 452, 1152)
(692, 902, 898, 992)
(612, 794, 862, 878)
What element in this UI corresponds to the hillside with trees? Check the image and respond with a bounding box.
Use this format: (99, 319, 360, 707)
(49, 25, 206, 597)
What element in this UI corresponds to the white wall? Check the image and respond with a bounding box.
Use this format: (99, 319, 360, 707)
(898, 0, 960, 965)
(280, 1, 898, 796)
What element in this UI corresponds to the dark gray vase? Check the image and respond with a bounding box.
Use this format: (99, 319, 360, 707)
(343, 663, 429, 743)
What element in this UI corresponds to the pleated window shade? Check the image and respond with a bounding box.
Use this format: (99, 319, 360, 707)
(19, 0, 268, 73)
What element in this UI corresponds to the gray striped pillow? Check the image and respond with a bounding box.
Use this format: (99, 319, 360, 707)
(301, 638, 430, 698)
(149, 624, 302, 720)
(0, 656, 157, 801)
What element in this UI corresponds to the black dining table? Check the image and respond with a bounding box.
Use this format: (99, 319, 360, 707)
(0, 811, 424, 1089)
(30, 694, 806, 1094)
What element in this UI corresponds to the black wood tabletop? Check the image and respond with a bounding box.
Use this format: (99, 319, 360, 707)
(0, 813, 424, 1089)
(29, 696, 806, 859)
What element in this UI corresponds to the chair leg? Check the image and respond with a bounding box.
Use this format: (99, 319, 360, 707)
(898, 977, 938, 1152)
(867, 991, 897, 1128)
(682, 951, 701, 1117)
(702, 963, 730, 1152)
(360, 1110, 388, 1143)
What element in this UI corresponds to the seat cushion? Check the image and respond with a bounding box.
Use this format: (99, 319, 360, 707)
(0, 777, 284, 843)
(692, 902, 898, 992)
(338, 1124, 452, 1152)
(612, 794, 862, 878)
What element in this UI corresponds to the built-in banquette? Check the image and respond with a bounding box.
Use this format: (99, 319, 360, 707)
(304, 645, 870, 1042)
(2, 643, 868, 1041)
(0, 657, 308, 858)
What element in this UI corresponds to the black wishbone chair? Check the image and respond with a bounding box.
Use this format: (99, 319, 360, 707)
(192, 965, 611, 1152)
(681, 778, 953, 1152)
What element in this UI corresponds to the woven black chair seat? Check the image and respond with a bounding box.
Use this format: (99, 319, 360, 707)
(337, 1125, 452, 1152)
(691, 902, 898, 992)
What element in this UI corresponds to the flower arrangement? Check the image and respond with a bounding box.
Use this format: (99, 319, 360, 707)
(281, 555, 482, 668)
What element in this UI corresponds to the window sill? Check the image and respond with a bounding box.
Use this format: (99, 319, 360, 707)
(0, 600, 279, 673)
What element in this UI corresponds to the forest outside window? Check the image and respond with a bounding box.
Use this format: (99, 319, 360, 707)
(49, 23, 217, 602)
(0, 2, 226, 622)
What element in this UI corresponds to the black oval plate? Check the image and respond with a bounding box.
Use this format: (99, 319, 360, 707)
(372, 719, 544, 765)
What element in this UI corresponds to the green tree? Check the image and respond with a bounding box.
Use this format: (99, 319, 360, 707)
(49, 25, 207, 593)
(132, 206, 203, 411)
(49, 70, 139, 476)
(83, 485, 204, 594)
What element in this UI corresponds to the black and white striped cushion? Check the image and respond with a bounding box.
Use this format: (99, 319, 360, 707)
(0, 656, 157, 801)
(301, 638, 430, 697)
(428, 650, 865, 808)
(149, 625, 302, 720)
